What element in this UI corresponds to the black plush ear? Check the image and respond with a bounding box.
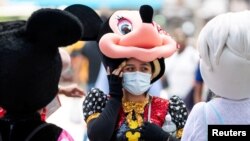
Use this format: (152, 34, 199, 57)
(64, 4, 103, 40)
(26, 8, 83, 48)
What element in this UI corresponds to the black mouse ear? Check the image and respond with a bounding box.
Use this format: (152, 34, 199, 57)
(26, 8, 83, 48)
(64, 4, 103, 41)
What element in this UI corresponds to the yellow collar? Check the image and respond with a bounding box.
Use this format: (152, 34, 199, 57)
(122, 96, 149, 127)
(122, 96, 149, 113)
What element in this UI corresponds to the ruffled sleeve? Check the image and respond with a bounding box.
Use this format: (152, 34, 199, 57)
(82, 88, 108, 123)
(168, 95, 188, 138)
(168, 95, 188, 129)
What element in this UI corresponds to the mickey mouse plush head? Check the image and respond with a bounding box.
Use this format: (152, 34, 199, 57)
(65, 4, 177, 83)
(0, 7, 82, 141)
(0, 8, 82, 115)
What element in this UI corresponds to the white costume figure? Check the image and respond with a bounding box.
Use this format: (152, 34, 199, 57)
(181, 11, 250, 141)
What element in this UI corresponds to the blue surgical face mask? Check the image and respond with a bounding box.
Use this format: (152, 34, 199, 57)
(122, 71, 152, 96)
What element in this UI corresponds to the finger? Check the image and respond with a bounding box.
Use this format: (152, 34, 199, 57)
(118, 61, 127, 74)
(112, 61, 127, 75)
(71, 94, 82, 97)
(119, 72, 123, 77)
(112, 66, 124, 76)
(82, 91, 86, 96)
(70, 91, 83, 97)
(74, 91, 84, 97)
(75, 93, 84, 97)
(64, 92, 72, 97)
(107, 67, 110, 75)
(74, 88, 85, 96)
(112, 69, 119, 76)
(176, 43, 180, 49)
(118, 61, 127, 68)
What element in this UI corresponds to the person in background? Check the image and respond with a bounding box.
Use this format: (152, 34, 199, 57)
(193, 63, 203, 104)
(81, 41, 102, 91)
(183, 62, 204, 112)
(64, 41, 89, 88)
(163, 28, 199, 101)
(58, 48, 85, 97)
(80, 14, 109, 91)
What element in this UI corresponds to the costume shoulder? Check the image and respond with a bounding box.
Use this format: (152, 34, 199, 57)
(0, 119, 70, 141)
(181, 102, 207, 141)
(168, 95, 188, 130)
(151, 96, 169, 117)
(27, 123, 63, 141)
(82, 88, 109, 122)
(151, 96, 169, 109)
(148, 96, 169, 126)
(150, 95, 188, 139)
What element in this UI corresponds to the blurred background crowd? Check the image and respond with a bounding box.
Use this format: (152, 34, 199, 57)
(1, 0, 249, 102)
(1, 0, 249, 140)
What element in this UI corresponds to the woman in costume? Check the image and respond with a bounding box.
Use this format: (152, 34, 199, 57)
(64, 4, 189, 141)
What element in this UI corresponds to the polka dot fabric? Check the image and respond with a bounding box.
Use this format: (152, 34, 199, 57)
(168, 95, 188, 129)
(82, 88, 108, 122)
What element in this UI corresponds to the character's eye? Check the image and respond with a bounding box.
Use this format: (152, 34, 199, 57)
(141, 67, 149, 72)
(117, 17, 132, 35)
(123, 66, 135, 72)
(140, 65, 151, 73)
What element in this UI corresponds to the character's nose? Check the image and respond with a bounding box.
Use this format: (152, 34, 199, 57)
(140, 5, 153, 23)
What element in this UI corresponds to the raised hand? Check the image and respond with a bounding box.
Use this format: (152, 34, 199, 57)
(58, 83, 85, 97)
(107, 61, 126, 100)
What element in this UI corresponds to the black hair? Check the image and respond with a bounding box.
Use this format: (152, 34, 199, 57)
(149, 62, 155, 73)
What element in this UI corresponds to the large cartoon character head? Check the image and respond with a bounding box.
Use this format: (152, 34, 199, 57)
(65, 4, 177, 83)
(0, 8, 83, 115)
(197, 11, 250, 100)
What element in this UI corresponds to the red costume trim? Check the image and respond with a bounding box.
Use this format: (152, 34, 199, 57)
(0, 107, 6, 118)
(117, 96, 169, 128)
